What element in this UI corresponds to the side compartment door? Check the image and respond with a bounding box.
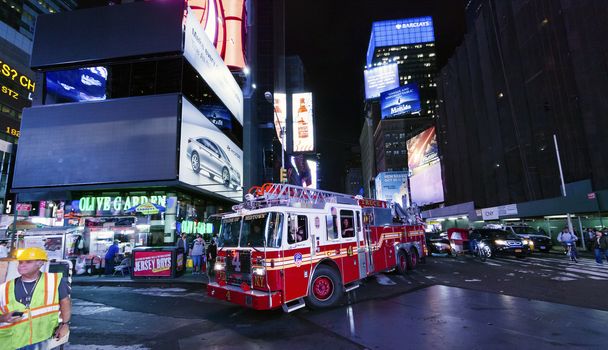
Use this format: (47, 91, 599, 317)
(282, 214, 312, 302)
(355, 211, 368, 279)
(338, 209, 359, 284)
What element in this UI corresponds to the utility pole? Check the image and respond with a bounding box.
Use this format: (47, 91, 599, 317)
(553, 134, 582, 247)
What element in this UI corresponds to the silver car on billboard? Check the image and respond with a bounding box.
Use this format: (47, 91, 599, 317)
(186, 137, 241, 188)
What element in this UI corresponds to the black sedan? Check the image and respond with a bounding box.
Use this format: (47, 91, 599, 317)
(470, 229, 531, 260)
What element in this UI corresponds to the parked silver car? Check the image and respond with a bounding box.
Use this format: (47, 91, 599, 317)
(186, 137, 241, 188)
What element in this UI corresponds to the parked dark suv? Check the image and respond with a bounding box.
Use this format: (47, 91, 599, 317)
(470, 229, 531, 259)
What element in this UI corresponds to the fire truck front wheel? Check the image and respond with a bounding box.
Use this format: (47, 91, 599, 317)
(306, 265, 343, 309)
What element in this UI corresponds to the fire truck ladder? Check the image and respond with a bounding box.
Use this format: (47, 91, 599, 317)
(246, 183, 358, 209)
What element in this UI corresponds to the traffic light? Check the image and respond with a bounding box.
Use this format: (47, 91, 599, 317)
(280, 167, 287, 183)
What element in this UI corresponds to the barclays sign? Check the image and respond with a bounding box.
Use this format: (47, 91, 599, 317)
(395, 21, 432, 30)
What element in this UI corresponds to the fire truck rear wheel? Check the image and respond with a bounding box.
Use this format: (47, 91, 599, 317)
(306, 265, 343, 309)
(407, 248, 418, 270)
(396, 250, 408, 275)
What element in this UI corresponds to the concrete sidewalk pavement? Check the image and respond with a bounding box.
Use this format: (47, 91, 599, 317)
(72, 271, 211, 287)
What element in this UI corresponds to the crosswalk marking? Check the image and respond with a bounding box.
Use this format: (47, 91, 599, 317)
(488, 255, 608, 281)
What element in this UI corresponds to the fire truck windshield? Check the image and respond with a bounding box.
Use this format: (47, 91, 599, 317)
(218, 216, 241, 248)
(240, 213, 268, 248)
(218, 212, 284, 249)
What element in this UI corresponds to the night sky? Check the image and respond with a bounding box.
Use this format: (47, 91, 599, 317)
(285, 0, 466, 192)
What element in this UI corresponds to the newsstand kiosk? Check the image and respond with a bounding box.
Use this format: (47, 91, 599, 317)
(131, 246, 185, 279)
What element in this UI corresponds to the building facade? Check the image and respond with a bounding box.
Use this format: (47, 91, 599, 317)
(0, 0, 76, 223)
(436, 0, 608, 215)
(11, 1, 243, 252)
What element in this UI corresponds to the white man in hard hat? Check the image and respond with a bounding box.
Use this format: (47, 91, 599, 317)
(0, 247, 71, 350)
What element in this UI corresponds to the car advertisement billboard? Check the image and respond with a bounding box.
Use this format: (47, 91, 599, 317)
(273, 92, 287, 150)
(374, 171, 409, 208)
(292, 92, 314, 152)
(363, 63, 399, 99)
(407, 126, 438, 169)
(409, 160, 444, 206)
(180, 97, 243, 202)
(184, 8, 243, 125)
(380, 83, 421, 119)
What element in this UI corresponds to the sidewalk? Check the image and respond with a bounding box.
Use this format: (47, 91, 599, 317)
(546, 246, 594, 259)
(72, 271, 211, 287)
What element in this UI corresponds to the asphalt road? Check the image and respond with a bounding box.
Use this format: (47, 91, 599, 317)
(65, 253, 608, 349)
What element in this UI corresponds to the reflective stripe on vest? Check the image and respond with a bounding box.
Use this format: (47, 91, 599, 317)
(0, 273, 62, 348)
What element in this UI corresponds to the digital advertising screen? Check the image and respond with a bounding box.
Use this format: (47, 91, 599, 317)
(45, 67, 107, 104)
(363, 63, 399, 99)
(380, 83, 421, 119)
(374, 171, 409, 208)
(407, 126, 438, 169)
(184, 8, 244, 125)
(0, 57, 35, 107)
(292, 92, 314, 153)
(273, 92, 287, 150)
(409, 160, 444, 206)
(187, 0, 247, 70)
(179, 97, 243, 202)
(198, 105, 232, 131)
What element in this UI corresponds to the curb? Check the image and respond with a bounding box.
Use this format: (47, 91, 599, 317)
(72, 277, 210, 288)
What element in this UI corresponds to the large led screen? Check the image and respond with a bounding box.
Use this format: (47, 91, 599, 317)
(187, 0, 247, 70)
(380, 83, 421, 119)
(287, 155, 317, 189)
(292, 92, 314, 153)
(375, 171, 409, 208)
(45, 67, 107, 104)
(184, 8, 244, 125)
(180, 98, 243, 202)
(409, 161, 444, 206)
(407, 126, 438, 169)
(273, 93, 287, 150)
(363, 63, 399, 99)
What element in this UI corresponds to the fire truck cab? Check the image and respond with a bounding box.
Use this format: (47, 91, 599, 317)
(207, 183, 426, 312)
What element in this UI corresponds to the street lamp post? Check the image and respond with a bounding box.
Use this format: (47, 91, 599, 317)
(553, 134, 582, 247)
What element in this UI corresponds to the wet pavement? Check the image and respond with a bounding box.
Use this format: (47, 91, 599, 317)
(302, 285, 607, 350)
(64, 253, 608, 349)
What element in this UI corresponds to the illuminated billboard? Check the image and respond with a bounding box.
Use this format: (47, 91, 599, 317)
(375, 171, 409, 208)
(288, 155, 316, 189)
(406, 126, 438, 169)
(180, 98, 243, 202)
(184, 8, 244, 124)
(367, 16, 435, 65)
(45, 67, 107, 104)
(292, 92, 314, 152)
(409, 160, 444, 206)
(363, 63, 399, 99)
(273, 93, 287, 150)
(380, 83, 421, 119)
(187, 0, 247, 70)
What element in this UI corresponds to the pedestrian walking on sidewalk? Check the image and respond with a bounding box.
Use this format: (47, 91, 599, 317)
(591, 230, 608, 265)
(207, 236, 217, 276)
(191, 234, 205, 275)
(0, 247, 72, 349)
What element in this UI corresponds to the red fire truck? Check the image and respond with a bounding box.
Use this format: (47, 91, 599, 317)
(207, 183, 427, 312)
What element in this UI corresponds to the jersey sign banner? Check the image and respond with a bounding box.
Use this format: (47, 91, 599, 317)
(133, 251, 172, 277)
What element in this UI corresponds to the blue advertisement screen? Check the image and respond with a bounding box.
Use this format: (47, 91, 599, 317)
(380, 83, 421, 119)
(199, 105, 233, 131)
(45, 67, 107, 103)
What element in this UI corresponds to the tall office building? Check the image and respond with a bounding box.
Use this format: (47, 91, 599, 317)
(361, 17, 441, 207)
(436, 0, 608, 218)
(0, 0, 76, 222)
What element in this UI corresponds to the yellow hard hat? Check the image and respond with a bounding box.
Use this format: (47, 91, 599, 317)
(17, 247, 48, 261)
